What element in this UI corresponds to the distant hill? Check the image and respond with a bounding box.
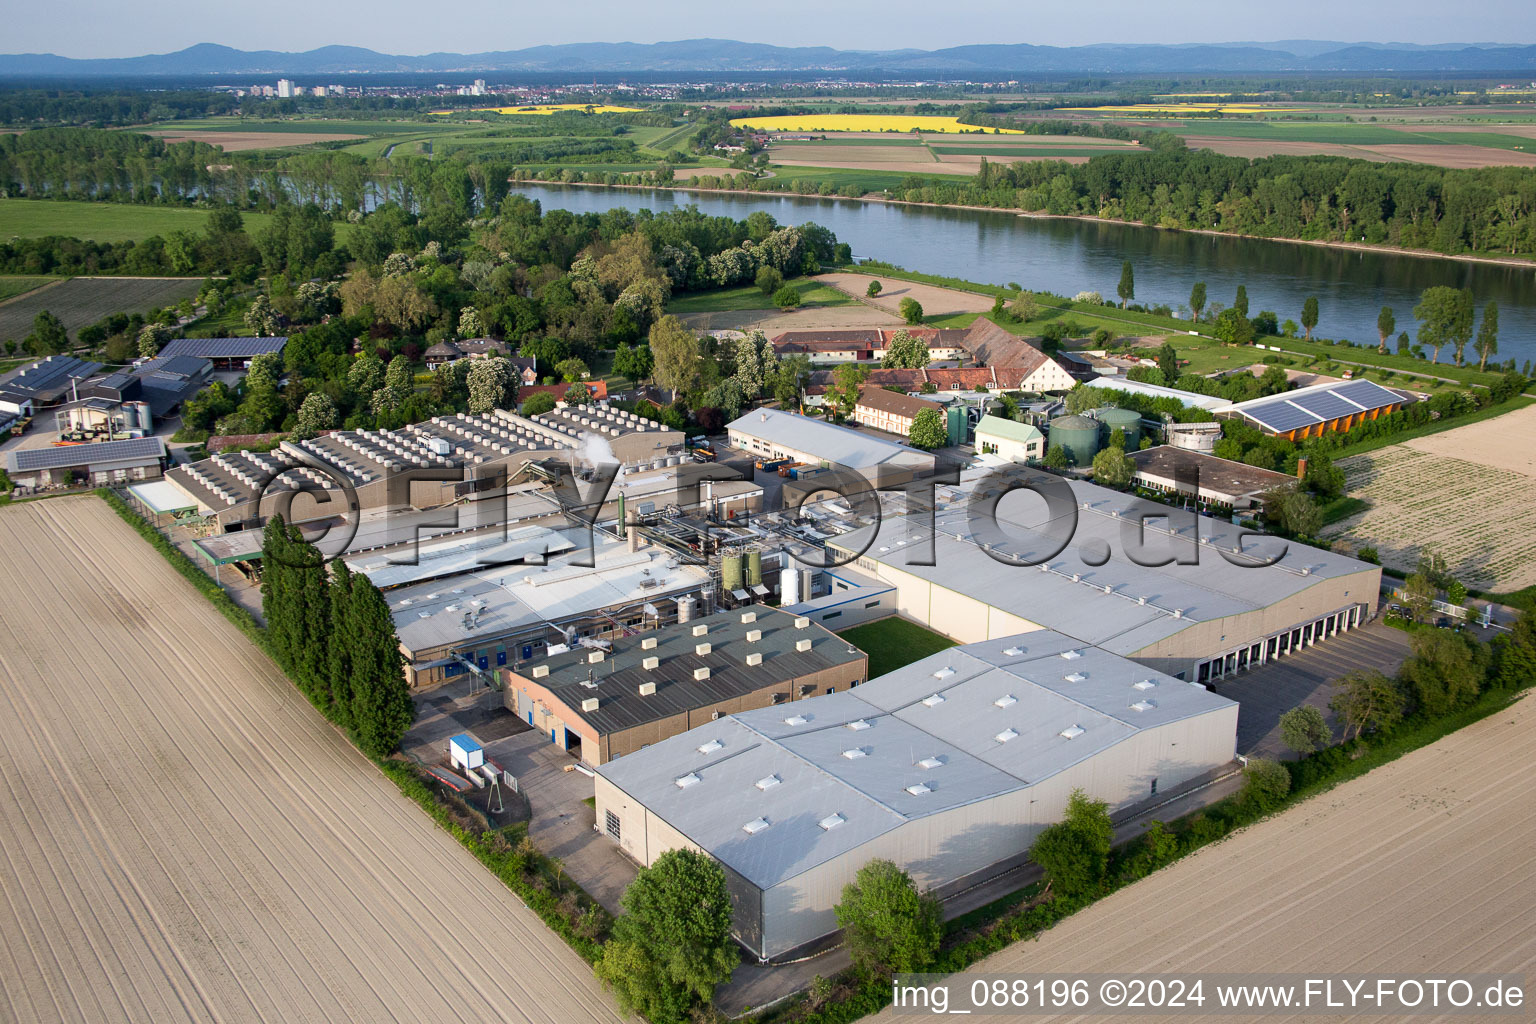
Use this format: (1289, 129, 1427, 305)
(1, 38, 1534, 77)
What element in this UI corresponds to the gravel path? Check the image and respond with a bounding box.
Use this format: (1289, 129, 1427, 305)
(0, 496, 624, 1024)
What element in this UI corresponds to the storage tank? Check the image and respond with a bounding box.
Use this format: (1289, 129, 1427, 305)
(1096, 407, 1142, 448)
(1049, 415, 1101, 466)
(746, 550, 763, 587)
(721, 553, 744, 594)
(676, 595, 696, 623)
(780, 556, 800, 605)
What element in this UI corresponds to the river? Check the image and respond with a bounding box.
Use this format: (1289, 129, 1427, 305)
(512, 183, 1536, 369)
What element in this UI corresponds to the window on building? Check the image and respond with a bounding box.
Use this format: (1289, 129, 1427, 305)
(821, 610, 842, 620)
(864, 600, 881, 609)
(604, 810, 621, 841)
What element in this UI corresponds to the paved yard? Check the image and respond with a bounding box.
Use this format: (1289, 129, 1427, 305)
(1211, 622, 1413, 757)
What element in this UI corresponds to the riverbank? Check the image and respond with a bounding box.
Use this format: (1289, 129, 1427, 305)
(525, 178, 1536, 270)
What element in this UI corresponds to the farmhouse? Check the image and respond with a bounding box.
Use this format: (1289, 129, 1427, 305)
(1220, 378, 1404, 440)
(852, 386, 946, 439)
(5, 435, 167, 490)
(772, 328, 970, 364)
(156, 336, 287, 370)
(502, 607, 867, 765)
(826, 470, 1381, 684)
(725, 408, 935, 483)
(1129, 446, 1297, 511)
(422, 339, 533, 376)
(973, 414, 1045, 462)
(595, 630, 1237, 960)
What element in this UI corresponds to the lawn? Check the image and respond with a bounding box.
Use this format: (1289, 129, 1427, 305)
(838, 617, 956, 679)
(0, 199, 354, 246)
(0, 276, 60, 302)
(665, 275, 857, 315)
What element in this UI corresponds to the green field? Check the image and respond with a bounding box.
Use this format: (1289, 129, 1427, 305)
(1165, 122, 1431, 144)
(929, 145, 1140, 157)
(0, 276, 203, 343)
(145, 116, 454, 136)
(665, 275, 857, 314)
(838, 617, 956, 680)
(0, 199, 359, 246)
(0, 276, 59, 302)
(766, 165, 974, 191)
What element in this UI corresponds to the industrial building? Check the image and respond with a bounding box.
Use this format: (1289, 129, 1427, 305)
(1220, 378, 1405, 440)
(5, 436, 168, 490)
(973, 415, 1044, 462)
(596, 630, 1238, 960)
(726, 409, 935, 484)
(819, 471, 1380, 682)
(1129, 446, 1297, 511)
(502, 607, 867, 764)
(852, 387, 957, 444)
(53, 356, 212, 437)
(155, 336, 287, 370)
(0, 355, 104, 410)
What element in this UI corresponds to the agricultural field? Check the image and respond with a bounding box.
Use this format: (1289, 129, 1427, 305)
(729, 113, 1026, 134)
(665, 275, 858, 315)
(0, 275, 58, 302)
(439, 103, 643, 115)
(892, 685, 1536, 1014)
(0, 198, 279, 243)
(141, 129, 367, 151)
(818, 272, 999, 318)
(766, 134, 1139, 175)
(1322, 403, 1536, 590)
(0, 276, 203, 343)
(0, 497, 621, 1024)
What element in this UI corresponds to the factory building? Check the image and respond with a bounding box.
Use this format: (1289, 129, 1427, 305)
(0, 355, 104, 410)
(852, 387, 958, 445)
(502, 607, 867, 765)
(1128, 446, 1298, 512)
(5, 436, 168, 490)
(822, 471, 1380, 683)
(596, 631, 1238, 961)
(725, 409, 935, 485)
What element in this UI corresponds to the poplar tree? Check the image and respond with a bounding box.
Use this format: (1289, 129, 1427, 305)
(327, 559, 357, 730)
(348, 577, 414, 758)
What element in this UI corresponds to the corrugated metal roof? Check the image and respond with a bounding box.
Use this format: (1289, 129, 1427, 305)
(158, 337, 287, 359)
(12, 436, 165, 471)
(726, 408, 932, 471)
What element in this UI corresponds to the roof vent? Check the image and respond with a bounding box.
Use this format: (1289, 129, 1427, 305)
(796, 639, 813, 653)
(783, 714, 807, 726)
(755, 774, 781, 791)
(638, 681, 656, 696)
(746, 652, 763, 667)
(531, 665, 549, 679)
(740, 611, 757, 624)
(742, 817, 770, 835)
(995, 728, 1019, 743)
(818, 813, 845, 830)
(746, 629, 762, 643)
(1064, 672, 1086, 683)
(905, 783, 932, 796)
(642, 656, 659, 670)
(580, 697, 599, 712)
(932, 666, 955, 680)
(693, 667, 711, 681)
(1173, 608, 1184, 619)
(921, 693, 945, 707)
(917, 756, 943, 770)
(846, 719, 871, 731)
(588, 650, 604, 664)
(698, 739, 723, 754)
(1129, 699, 1157, 712)
(1133, 679, 1157, 691)
(1060, 650, 1082, 660)
(675, 772, 701, 788)
(642, 636, 658, 650)
(692, 624, 709, 637)
(1002, 646, 1023, 657)
(841, 748, 867, 760)
(1060, 724, 1085, 739)
(994, 694, 1018, 709)
(794, 616, 810, 629)
(695, 642, 712, 656)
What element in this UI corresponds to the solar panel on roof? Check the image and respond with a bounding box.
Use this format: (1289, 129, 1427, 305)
(1293, 392, 1359, 419)
(13, 436, 165, 471)
(1241, 401, 1319, 433)
(1332, 378, 1400, 406)
(158, 337, 287, 359)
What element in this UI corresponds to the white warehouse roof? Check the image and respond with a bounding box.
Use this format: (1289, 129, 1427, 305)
(726, 408, 933, 471)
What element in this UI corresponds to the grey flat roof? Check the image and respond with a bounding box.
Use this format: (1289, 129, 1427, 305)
(598, 630, 1234, 889)
(11, 436, 165, 472)
(829, 471, 1376, 657)
(1129, 446, 1295, 498)
(158, 337, 287, 359)
(727, 408, 932, 471)
(521, 607, 864, 736)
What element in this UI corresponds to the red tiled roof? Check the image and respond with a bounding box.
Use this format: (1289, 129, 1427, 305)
(854, 386, 939, 420)
(517, 380, 609, 402)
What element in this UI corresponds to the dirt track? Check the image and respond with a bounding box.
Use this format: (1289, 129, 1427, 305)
(0, 497, 623, 1024)
(874, 693, 1536, 1023)
(818, 272, 996, 317)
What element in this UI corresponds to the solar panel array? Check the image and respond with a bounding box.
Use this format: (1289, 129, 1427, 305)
(1231, 379, 1401, 433)
(14, 436, 165, 471)
(158, 337, 288, 359)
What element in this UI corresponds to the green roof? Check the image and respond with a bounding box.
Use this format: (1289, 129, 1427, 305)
(974, 415, 1043, 444)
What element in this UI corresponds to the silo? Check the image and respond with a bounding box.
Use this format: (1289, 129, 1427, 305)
(721, 553, 745, 594)
(676, 595, 696, 623)
(746, 550, 763, 587)
(1097, 407, 1142, 448)
(1048, 415, 1101, 466)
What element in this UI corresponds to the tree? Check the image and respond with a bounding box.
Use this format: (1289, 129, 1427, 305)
(294, 392, 337, 439)
(881, 329, 930, 370)
(1474, 300, 1499, 372)
(347, 577, 414, 758)
(25, 310, 68, 356)
(1213, 307, 1255, 345)
(822, 363, 868, 422)
(1376, 306, 1396, 354)
(909, 407, 948, 450)
(520, 391, 557, 416)
(865, 279, 882, 298)
(1029, 789, 1113, 898)
(613, 341, 653, 382)
(834, 859, 942, 977)
(1278, 705, 1331, 755)
(564, 382, 593, 405)
(772, 285, 801, 309)
(898, 297, 923, 324)
(1413, 286, 1473, 365)
(1117, 260, 1135, 308)
(465, 357, 516, 413)
(1156, 342, 1179, 381)
(1043, 443, 1069, 471)
(1329, 669, 1406, 741)
(1301, 453, 1345, 500)
(456, 306, 483, 338)
(137, 323, 168, 358)
(326, 561, 356, 730)
(649, 315, 702, 397)
(1091, 446, 1135, 489)
(1233, 284, 1249, 318)
(1300, 296, 1319, 340)
(594, 848, 737, 1024)
(1402, 570, 1437, 623)
(1189, 281, 1206, 321)
(1240, 756, 1290, 810)
(1400, 629, 1483, 719)
(555, 357, 589, 383)
(755, 265, 783, 296)
(1010, 291, 1038, 322)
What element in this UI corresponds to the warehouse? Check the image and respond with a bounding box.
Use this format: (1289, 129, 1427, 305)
(824, 471, 1381, 682)
(502, 607, 867, 764)
(726, 408, 935, 484)
(5, 436, 167, 490)
(0, 355, 104, 409)
(595, 630, 1238, 960)
(1220, 378, 1404, 440)
(156, 336, 287, 369)
(1129, 446, 1297, 511)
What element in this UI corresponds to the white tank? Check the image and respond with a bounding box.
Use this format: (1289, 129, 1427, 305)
(676, 595, 696, 623)
(781, 556, 800, 605)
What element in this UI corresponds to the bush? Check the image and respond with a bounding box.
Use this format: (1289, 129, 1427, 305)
(772, 285, 802, 309)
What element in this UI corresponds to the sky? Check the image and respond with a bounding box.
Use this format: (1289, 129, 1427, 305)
(10, 0, 1535, 57)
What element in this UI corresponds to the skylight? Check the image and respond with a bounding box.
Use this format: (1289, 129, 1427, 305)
(1002, 646, 1023, 657)
(921, 693, 945, 707)
(1060, 724, 1085, 739)
(1133, 679, 1157, 691)
(917, 756, 943, 770)
(783, 714, 808, 726)
(932, 667, 955, 680)
(742, 817, 770, 834)
(697, 739, 723, 754)
(1129, 700, 1157, 712)
(1064, 672, 1086, 683)
(675, 772, 701, 788)
(1060, 650, 1082, 660)
(905, 783, 932, 796)
(755, 774, 781, 790)
(818, 813, 845, 830)
(995, 728, 1019, 743)
(845, 719, 871, 731)
(842, 748, 867, 760)
(994, 694, 1018, 709)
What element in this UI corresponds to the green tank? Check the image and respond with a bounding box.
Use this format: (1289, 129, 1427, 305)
(721, 553, 745, 593)
(746, 550, 763, 587)
(1097, 407, 1143, 447)
(1049, 414, 1101, 466)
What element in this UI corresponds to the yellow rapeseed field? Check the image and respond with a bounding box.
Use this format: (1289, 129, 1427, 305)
(433, 103, 643, 115)
(727, 113, 1024, 134)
